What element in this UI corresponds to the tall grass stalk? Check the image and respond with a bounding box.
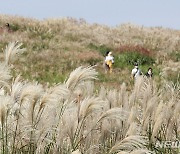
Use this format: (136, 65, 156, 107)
(0, 42, 179, 153)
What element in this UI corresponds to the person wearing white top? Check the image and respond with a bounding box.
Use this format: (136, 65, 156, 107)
(131, 63, 141, 79)
(104, 51, 114, 73)
(105, 52, 114, 64)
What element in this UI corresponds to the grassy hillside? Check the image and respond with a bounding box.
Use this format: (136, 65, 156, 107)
(0, 15, 179, 88)
(0, 15, 180, 154)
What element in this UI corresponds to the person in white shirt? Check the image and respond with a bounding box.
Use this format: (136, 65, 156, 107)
(104, 51, 114, 73)
(131, 63, 141, 80)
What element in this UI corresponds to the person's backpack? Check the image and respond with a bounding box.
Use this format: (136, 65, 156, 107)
(134, 68, 141, 78)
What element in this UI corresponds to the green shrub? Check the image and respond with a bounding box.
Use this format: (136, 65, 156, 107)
(10, 23, 21, 31)
(114, 52, 155, 69)
(139, 65, 161, 78)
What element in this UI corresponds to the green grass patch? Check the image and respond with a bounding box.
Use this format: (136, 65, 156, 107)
(10, 23, 21, 31)
(20, 70, 67, 85)
(139, 65, 160, 76)
(35, 72, 67, 84)
(114, 52, 155, 69)
(32, 42, 49, 51)
(98, 73, 110, 82)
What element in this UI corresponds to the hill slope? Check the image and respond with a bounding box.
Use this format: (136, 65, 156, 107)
(0, 15, 179, 88)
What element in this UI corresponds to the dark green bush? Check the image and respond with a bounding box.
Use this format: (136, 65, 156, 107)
(114, 52, 155, 69)
(10, 23, 21, 31)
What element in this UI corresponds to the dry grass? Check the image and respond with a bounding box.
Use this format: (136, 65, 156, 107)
(0, 14, 180, 153)
(0, 42, 179, 153)
(0, 14, 179, 87)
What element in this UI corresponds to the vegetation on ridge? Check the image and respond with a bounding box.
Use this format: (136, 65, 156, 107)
(0, 15, 179, 88)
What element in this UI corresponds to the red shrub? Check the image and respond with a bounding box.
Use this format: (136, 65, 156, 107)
(116, 45, 153, 56)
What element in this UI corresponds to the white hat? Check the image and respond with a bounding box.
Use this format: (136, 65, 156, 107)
(108, 51, 112, 55)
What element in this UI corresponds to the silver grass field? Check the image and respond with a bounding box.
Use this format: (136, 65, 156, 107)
(0, 42, 179, 154)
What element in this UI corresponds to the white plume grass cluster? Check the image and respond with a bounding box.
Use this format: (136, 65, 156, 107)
(0, 45, 179, 153)
(109, 135, 148, 153)
(0, 63, 11, 88)
(4, 41, 26, 65)
(65, 66, 98, 91)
